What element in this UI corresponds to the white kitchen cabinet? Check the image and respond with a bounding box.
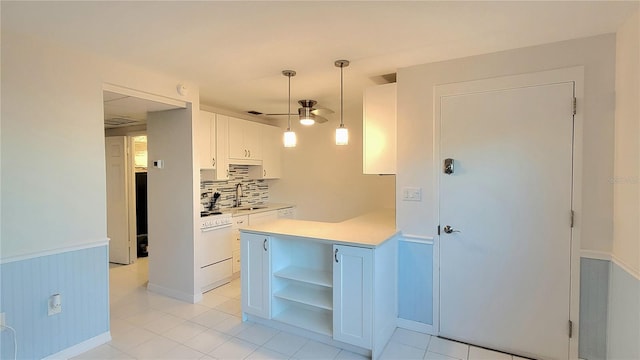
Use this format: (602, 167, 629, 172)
(241, 232, 271, 319)
(228, 117, 262, 163)
(249, 210, 279, 226)
(197, 110, 216, 169)
(198, 111, 229, 180)
(333, 245, 373, 348)
(261, 125, 282, 179)
(363, 83, 396, 175)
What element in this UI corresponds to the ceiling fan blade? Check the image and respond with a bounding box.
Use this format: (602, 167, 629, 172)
(264, 113, 296, 116)
(311, 108, 334, 116)
(314, 115, 329, 124)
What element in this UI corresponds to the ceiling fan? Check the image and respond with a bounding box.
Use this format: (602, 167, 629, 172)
(267, 99, 334, 125)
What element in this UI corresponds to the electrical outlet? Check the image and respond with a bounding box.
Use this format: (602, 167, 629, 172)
(48, 294, 62, 316)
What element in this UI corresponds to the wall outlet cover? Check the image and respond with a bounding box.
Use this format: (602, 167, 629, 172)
(402, 187, 422, 201)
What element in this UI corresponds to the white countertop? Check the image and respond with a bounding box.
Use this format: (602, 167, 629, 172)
(240, 210, 398, 248)
(224, 203, 294, 217)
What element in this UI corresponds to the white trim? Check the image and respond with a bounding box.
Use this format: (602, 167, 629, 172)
(399, 233, 434, 245)
(43, 331, 111, 360)
(611, 254, 640, 281)
(580, 250, 613, 261)
(0, 239, 109, 264)
(433, 66, 584, 359)
(102, 83, 187, 109)
(147, 282, 203, 304)
(397, 318, 436, 335)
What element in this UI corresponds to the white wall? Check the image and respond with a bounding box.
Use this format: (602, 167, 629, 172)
(612, 10, 639, 275)
(397, 34, 616, 252)
(147, 108, 199, 301)
(0, 30, 198, 259)
(269, 103, 396, 222)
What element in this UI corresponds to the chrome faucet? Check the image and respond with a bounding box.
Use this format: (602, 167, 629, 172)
(235, 183, 243, 207)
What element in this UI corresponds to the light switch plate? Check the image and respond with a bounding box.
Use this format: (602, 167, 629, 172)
(402, 187, 422, 201)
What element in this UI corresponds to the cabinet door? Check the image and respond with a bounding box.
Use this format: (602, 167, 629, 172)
(249, 210, 278, 226)
(261, 125, 282, 179)
(363, 83, 396, 174)
(228, 117, 246, 160)
(241, 232, 271, 319)
(333, 245, 373, 348)
(197, 111, 216, 169)
(245, 122, 262, 160)
(215, 115, 230, 179)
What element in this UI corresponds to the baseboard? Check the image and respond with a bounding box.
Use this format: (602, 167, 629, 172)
(147, 282, 202, 303)
(43, 331, 111, 359)
(397, 318, 436, 335)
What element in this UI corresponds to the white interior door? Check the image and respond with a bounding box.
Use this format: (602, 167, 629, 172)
(106, 136, 131, 264)
(438, 81, 574, 359)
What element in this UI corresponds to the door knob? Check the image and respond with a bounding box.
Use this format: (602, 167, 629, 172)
(443, 225, 460, 234)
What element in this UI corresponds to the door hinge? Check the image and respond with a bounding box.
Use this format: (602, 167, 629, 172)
(569, 320, 573, 338)
(570, 210, 575, 228)
(437, 225, 441, 235)
(572, 98, 577, 115)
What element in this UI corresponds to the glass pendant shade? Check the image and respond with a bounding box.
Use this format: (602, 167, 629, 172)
(284, 130, 297, 147)
(300, 117, 315, 126)
(335, 125, 348, 145)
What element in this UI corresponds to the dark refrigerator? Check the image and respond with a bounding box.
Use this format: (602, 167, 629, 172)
(135, 172, 148, 257)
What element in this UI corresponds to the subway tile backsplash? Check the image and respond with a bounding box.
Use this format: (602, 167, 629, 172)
(200, 164, 268, 210)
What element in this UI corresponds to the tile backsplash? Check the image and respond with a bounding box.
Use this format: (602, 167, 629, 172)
(200, 164, 268, 210)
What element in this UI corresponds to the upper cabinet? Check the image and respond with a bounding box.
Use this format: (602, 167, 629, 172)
(363, 83, 396, 175)
(229, 117, 262, 164)
(261, 125, 282, 179)
(197, 110, 216, 170)
(197, 111, 230, 180)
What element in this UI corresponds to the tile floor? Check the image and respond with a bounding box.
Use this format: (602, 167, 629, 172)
(77, 259, 521, 360)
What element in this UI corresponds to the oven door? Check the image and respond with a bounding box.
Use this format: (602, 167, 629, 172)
(200, 225, 233, 267)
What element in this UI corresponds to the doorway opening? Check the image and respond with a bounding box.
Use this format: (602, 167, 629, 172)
(103, 88, 185, 266)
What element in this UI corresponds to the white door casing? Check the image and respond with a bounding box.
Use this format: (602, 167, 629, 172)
(435, 68, 583, 360)
(106, 136, 130, 264)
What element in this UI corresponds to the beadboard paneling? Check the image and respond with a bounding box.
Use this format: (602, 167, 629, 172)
(579, 258, 610, 360)
(0, 245, 109, 359)
(608, 261, 640, 359)
(397, 239, 433, 325)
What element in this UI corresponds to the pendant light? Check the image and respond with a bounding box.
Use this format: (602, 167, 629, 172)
(335, 60, 349, 145)
(282, 70, 297, 148)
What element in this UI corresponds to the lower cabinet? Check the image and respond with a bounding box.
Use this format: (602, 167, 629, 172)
(241, 233, 271, 319)
(240, 232, 396, 359)
(333, 245, 373, 348)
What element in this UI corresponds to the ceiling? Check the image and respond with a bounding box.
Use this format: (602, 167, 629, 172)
(3, 1, 638, 125)
(103, 91, 185, 128)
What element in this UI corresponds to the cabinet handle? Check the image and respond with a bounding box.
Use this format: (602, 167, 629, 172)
(212, 157, 216, 167)
(264, 169, 267, 177)
(226, 169, 230, 178)
(263, 239, 268, 251)
(237, 220, 244, 224)
(334, 248, 339, 263)
(248, 150, 251, 158)
(244, 149, 247, 157)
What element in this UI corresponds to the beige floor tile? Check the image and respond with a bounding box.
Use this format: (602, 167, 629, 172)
(163, 321, 209, 343)
(184, 328, 232, 354)
(208, 338, 258, 359)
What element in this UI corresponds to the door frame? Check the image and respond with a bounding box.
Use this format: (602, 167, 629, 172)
(432, 66, 584, 359)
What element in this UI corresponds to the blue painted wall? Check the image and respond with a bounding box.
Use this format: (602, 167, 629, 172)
(579, 258, 610, 360)
(607, 262, 640, 359)
(398, 240, 433, 324)
(0, 246, 109, 359)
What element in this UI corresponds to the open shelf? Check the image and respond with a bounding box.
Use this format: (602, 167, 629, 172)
(273, 307, 332, 337)
(274, 284, 333, 310)
(274, 267, 332, 288)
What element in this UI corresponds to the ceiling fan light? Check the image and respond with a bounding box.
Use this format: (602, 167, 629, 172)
(300, 117, 315, 126)
(284, 130, 297, 148)
(336, 125, 348, 145)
